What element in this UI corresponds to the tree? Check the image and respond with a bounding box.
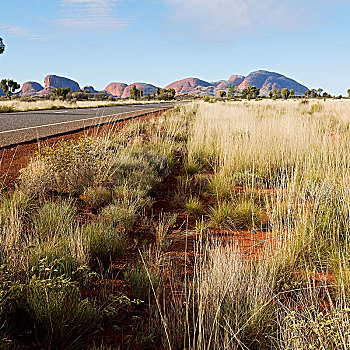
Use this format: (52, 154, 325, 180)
(242, 85, 259, 100)
(304, 90, 311, 98)
(310, 89, 317, 98)
(1, 79, 20, 99)
(130, 85, 138, 100)
(228, 85, 235, 98)
(156, 87, 161, 96)
(290, 89, 295, 97)
(158, 88, 176, 101)
(269, 91, 273, 98)
(347, 89, 350, 97)
(0, 38, 5, 54)
(52, 87, 72, 100)
(281, 88, 290, 100)
(317, 88, 323, 97)
(219, 91, 227, 98)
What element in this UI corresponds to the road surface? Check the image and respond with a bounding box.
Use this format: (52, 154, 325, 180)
(0, 103, 175, 147)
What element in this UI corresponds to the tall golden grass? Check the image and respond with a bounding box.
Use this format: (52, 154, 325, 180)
(152, 100, 350, 349)
(0, 98, 163, 112)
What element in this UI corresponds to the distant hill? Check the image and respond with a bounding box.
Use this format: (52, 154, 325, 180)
(166, 71, 308, 96)
(21, 82, 44, 96)
(18, 70, 308, 97)
(122, 83, 156, 98)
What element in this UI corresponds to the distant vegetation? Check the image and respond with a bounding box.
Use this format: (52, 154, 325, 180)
(0, 79, 20, 99)
(0, 38, 4, 54)
(211, 84, 345, 102)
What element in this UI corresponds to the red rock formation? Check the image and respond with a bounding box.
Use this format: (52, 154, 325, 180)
(228, 75, 245, 86)
(21, 82, 44, 96)
(44, 75, 80, 92)
(83, 85, 98, 94)
(236, 70, 308, 95)
(165, 78, 211, 94)
(122, 83, 156, 98)
(104, 83, 127, 97)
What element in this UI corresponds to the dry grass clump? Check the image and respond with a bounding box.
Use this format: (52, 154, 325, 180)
(0, 98, 160, 113)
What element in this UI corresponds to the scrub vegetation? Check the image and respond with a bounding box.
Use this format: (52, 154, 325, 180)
(1, 99, 350, 349)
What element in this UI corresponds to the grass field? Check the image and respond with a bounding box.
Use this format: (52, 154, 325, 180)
(1, 99, 350, 349)
(0, 98, 167, 113)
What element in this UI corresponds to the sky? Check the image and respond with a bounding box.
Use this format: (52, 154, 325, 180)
(0, 0, 350, 94)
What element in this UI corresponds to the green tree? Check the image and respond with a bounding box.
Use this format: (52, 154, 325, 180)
(156, 87, 161, 96)
(0, 38, 5, 54)
(158, 88, 176, 101)
(317, 88, 323, 97)
(290, 89, 295, 97)
(347, 89, 350, 97)
(269, 91, 273, 98)
(228, 85, 235, 98)
(242, 85, 260, 100)
(281, 88, 290, 100)
(52, 87, 72, 100)
(219, 91, 227, 98)
(130, 85, 138, 100)
(304, 90, 311, 98)
(1, 79, 20, 99)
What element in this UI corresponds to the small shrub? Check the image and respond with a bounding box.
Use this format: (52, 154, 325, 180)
(231, 200, 262, 230)
(184, 196, 203, 217)
(281, 308, 350, 349)
(83, 222, 127, 267)
(25, 274, 100, 349)
(208, 201, 235, 229)
(0, 262, 100, 349)
(33, 200, 76, 241)
(80, 186, 112, 209)
(124, 262, 163, 301)
(100, 202, 137, 230)
(207, 174, 235, 199)
(152, 213, 177, 251)
(29, 249, 83, 279)
(0, 106, 14, 113)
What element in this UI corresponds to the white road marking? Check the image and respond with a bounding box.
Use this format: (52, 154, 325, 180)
(0, 107, 164, 135)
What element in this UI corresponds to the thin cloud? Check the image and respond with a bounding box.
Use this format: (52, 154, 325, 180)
(55, 0, 133, 31)
(160, 0, 336, 42)
(0, 24, 47, 41)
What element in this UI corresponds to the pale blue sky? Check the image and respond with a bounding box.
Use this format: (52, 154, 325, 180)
(0, 0, 349, 94)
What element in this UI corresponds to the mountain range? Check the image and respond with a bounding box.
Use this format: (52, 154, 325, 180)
(2, 70, 309, 97)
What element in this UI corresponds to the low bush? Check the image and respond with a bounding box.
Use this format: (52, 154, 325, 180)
(231, 199, 263, 230)
(208, 201, 235, 229)
(124, 262, 163, 301)
(33, 200, 76, 242)
(152, 213, 177, 251)
(100, 202, 138, 230)
(0, 262, 100, 349)
(80, 186, 112, 210)
(83, 222, 127, 267)
(184, 196, 203, 217)
(207, 173, 236, 199)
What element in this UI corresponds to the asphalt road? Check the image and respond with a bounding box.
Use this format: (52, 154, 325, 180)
(0, 103, 175, 147)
